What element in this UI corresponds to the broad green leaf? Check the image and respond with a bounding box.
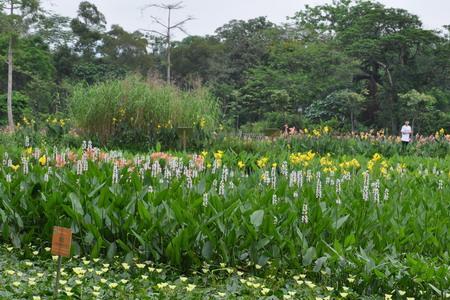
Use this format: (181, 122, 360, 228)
(250, 209, 264, 228)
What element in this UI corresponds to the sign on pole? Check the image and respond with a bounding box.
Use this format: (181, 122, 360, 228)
(51, 226, 72, 257)
(51, 226, 72, 299)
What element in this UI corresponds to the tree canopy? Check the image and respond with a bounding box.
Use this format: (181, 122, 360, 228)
(1, 0, 449, 134)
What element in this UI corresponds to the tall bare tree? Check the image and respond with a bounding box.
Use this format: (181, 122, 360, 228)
(1, 0, 39, 131)
(141, 1, 193, 84)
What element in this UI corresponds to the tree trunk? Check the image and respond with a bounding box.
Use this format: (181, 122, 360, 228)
(350, 111, 355, 132)
(7, 2, 14, 131)
(166, 8, 171, 84)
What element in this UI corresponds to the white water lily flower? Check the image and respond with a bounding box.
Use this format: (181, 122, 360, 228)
(109, 282, 118, 288)
(186, 284, 196, 292)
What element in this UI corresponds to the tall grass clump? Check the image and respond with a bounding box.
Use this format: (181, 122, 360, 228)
(69, 75, 220, 150)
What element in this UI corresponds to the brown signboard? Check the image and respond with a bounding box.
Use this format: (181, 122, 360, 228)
(51, 226, 72, 257)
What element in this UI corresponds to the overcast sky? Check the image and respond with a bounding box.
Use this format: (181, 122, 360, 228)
(42, 0, 449, 39)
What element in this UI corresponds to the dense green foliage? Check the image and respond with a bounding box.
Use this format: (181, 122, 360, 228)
(1, 138, 450, 297)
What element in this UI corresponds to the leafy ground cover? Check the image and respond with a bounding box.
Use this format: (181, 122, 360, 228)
(1, 139, 450, 298)
(0, 245, 419, 299)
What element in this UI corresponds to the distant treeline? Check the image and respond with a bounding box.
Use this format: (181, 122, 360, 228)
(1, 0, 449, 134)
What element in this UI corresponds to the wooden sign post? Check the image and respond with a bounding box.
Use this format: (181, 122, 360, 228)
(51, 226, 72, 299)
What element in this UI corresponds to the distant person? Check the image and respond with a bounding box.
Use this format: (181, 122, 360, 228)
(400, 120, 412, 150)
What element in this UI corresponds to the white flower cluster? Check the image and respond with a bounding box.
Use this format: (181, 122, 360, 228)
(371, 180, 380, 204)
(301, 203, 308, 224)
(362, 171, 370, 201)
(112, 163, 119, 184)
(315, 172, 322, 199)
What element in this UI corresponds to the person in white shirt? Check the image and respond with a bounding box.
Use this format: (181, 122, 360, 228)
(400, 120, 412, 150)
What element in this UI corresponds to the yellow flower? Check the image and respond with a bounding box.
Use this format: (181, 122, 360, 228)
(201, 151, 208, 158)
(199, 117, 206, 128)
(11, 164, 20, 172)
(257, 157, 269, 168)
(313, 129, 321, 137)
(25, 147, 33, 155)
(372, 153, 382, 162)
(238, 161, 245, 169)
(39, 155, 47, 166)
(271, 163, 277, 168)
(214, 150, 224, 160)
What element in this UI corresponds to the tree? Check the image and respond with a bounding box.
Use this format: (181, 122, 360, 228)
(1, 0, 39, 131)
(70, 1, 106, 59)
(100, 25, 153, 74)
(306, 89, 365, 131)
(292, 0, 441, 132)
(237, 40, 357, 126)
(170, 35, 223, 88)
(141, 1, 193, 84)
(398, 89, 436, 134)
(215, 17, 282, 86)
(211, 17, 284, 124)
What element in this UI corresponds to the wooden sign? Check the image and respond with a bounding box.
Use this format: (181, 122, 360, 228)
(51, 226, 72, 257)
